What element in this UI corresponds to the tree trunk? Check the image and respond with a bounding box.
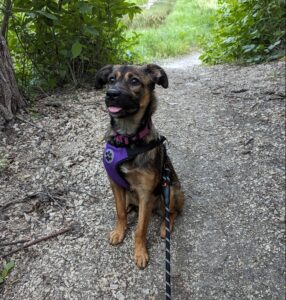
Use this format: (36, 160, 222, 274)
(0, 33, 25, 121)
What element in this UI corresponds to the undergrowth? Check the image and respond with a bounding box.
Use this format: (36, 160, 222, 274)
(201, 0, 286, 64)
(127, 0, 217, 62)
(126, 0, 176, 29)
(0, 261, 15, 284)
(2, 0, 141, 91)
(128, 0, 148, 5)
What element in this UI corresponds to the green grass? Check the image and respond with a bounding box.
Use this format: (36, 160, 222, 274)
(128, 0, 217, 62)
(128, 0, 148, 5)
(126, 0, 176, 29)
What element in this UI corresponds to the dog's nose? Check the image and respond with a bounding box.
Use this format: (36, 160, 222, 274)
(106, 89, 121, 99)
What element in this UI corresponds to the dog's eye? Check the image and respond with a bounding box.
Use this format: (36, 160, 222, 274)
(109, 77, 116, 84)
(130, 78, 140, 85)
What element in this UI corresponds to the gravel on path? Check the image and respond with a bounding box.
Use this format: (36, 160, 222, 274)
(0, 58, 285, 300)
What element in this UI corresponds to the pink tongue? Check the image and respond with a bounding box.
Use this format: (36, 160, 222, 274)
(108, 106, 122, 113)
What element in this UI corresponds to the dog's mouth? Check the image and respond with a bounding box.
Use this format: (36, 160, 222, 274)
(107, 106, 138, 118)
(105, 90, 140, 118)
(108, 106, 123, 114)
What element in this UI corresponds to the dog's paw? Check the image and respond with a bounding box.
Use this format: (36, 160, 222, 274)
(109, 229, 125, 245)
(134, 247, 149, 269)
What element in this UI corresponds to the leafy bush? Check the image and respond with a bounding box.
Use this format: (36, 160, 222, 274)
(2, 0, 141, 89)
(201, 0, 286, 64)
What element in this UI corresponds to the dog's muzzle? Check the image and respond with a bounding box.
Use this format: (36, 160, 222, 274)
(105, 88, 140, 118)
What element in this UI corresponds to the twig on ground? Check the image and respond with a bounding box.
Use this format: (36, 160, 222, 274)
(42, 186, 65, 209)
(0, 239, 31, 247)
(41, 186, 67, 224)
(15, 116, 50, 134)
(0, 223, 76, 260)
(69, 188, 96, 199)
(1, 189, 69, 211)
(0, 192, 39, 211)
(36, 85, 51, 98)
(44, 102, 62, 108)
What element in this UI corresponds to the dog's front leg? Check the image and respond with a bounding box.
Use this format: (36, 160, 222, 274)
(109, 179, 127, 245)
(134, 194, 153, 269)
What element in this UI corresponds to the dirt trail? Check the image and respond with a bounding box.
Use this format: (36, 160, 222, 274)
(158, 51, 202, 68)
(0, 57, 285, 300)
(143, 0, 159, 10)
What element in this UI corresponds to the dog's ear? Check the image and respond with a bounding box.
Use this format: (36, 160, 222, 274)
(95, 65, 113, 89)
(143, 64, 168, 89)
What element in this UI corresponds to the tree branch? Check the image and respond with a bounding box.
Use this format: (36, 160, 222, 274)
(1, 0, 12, 38)
(0, 223, 76, 260)
(0, 239, 31, 247)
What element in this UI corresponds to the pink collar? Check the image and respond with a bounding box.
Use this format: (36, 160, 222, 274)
(112, 120, 152, 145)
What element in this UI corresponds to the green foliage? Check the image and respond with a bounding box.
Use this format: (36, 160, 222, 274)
(0, 261, 15, 284)
(1, 0, 141, 90)
(127, 0, 147, 5)
(201, 0, 286, 64)
(128, 0, 217, 62)
(126, 0, 176, 29)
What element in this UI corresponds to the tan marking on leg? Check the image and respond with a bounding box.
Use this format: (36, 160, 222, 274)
(134, 195, 153, 269)
(126, 170, 159, 268)
(109, 179, 127, 245)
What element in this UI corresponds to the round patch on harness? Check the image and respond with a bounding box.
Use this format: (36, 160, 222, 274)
(104, 149, 114, 163)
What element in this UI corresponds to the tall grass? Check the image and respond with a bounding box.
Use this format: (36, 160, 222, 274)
(126, 0, 176, 29)
(128, 0, 217, 62)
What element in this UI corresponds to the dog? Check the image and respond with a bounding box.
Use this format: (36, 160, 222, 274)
(95, 64, 184, 269)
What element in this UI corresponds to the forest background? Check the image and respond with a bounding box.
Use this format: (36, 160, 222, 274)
(0, 0, 285, 97)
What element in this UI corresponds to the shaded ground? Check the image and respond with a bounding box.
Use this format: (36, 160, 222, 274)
(0, 59, 285, 300)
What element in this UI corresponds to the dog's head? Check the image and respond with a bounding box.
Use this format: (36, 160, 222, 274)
(95, 64, 168, 118)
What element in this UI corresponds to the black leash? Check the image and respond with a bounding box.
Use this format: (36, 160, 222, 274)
(162, 167, 171, 300)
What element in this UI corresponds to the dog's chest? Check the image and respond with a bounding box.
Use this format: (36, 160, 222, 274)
(120, 164, 132, 174)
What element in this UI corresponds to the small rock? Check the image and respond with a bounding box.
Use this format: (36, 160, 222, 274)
(142, 288, 150, 295)
(116, 291, 125, 300)
(110, 284, 118, 290)
(231, 88, 248, 93)
(279, 214, 285, 223)
(76, 156, 85, 162)
(64, 160, 75, 168)
(241, 150, 251, 155)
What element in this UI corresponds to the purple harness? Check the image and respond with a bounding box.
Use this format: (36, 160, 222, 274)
(103, 133, 166, 190)
(103, 143, 130, 189)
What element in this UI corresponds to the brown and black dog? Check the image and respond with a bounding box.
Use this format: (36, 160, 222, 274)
(95, 64, 184, 269)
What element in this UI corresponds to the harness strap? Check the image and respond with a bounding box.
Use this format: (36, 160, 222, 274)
(117, 136, 167, 190)
(126, 136, 166, 158)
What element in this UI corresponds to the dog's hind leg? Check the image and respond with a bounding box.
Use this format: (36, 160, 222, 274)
(174, 185, 184, 213)
(109, 179, 127, 245)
